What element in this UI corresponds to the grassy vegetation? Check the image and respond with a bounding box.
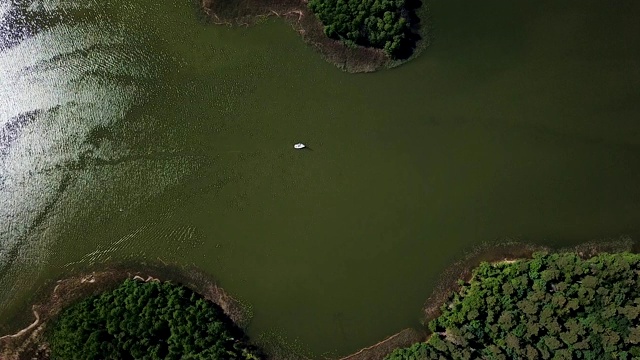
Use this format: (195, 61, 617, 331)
(48, 279, 261, 360)
(386, 252, 640, 359)
(308, 0, 420, 58)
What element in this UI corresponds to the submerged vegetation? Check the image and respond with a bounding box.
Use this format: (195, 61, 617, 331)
(48, 279, 261, 360)
(200, 0, 424, 71)
(386, 252, 640, 359)
(308, 0, 420, 58)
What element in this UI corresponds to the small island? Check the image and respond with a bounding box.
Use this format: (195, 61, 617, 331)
(386, 252, 640, 359)
(200, 0, 426, 72)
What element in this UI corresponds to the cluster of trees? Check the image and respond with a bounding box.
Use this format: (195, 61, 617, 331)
(308, 0, 418, 57)
(386, 252, 640, 359)
(48, 279, 261, 360)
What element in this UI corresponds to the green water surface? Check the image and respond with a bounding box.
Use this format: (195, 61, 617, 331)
(1, 0, 640, 356)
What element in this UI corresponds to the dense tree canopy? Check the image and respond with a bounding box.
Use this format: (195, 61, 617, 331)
(48, 279, 261, 360)
(308, 0, 417, 57)
(386, 252, 640, 359)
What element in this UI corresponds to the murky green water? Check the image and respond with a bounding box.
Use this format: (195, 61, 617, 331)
(2, 0, 640, 356)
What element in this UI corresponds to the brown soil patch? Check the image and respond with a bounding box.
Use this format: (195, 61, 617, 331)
(199, 0, 391, 73)
(0, 263, 251, 360)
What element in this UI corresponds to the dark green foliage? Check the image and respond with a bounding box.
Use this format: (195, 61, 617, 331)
(48, 279, 261, 360)
(308, 0, 419, 57)
(386, 252, 640, 360)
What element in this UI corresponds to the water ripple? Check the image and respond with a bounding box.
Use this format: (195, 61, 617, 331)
(0, 0, 166, 317)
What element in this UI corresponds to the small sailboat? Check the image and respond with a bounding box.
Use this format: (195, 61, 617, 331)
(294, 143, 306, 149)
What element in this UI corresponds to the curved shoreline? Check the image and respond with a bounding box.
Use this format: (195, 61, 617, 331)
(198, 0, 428, 73)
(330, 240, 636, 360)
(2, 239, 635, 359)
(0, 262, 252, 359)
(381, 238, 640, 358)
(420, 237, 635, 323)
(0, 309, 40, 341)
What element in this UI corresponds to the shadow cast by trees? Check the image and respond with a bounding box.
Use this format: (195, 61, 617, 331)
(392, 30, 422, 60)
(391, 0, 423, 60)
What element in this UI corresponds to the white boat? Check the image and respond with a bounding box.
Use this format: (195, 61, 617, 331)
(294, 143, 306, 149)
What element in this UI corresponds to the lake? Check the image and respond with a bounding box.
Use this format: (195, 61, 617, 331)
(1, 0, 640, 356)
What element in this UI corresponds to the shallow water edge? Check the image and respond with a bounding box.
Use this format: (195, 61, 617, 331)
(2, 237, 637, 359)
(197, 0, 430, 72)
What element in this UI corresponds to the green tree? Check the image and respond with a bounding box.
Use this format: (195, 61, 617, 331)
(48, 279, 261, 360)
(308, 0, 419, 57)
(385, 252, 640, 360)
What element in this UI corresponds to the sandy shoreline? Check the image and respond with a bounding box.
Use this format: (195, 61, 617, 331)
(337, 328, 426, 360)
(0, 309, 40, 341)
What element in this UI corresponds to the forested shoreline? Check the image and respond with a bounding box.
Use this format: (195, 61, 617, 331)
(6, 251, 640, 359)
(308, 0, 421, 58)
(48, 279, 261, 359)
(386, 252, 640, 359)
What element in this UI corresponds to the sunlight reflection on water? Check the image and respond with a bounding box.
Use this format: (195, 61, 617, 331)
(0, 0, 161, 314)
(0, 3, 9, 21)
